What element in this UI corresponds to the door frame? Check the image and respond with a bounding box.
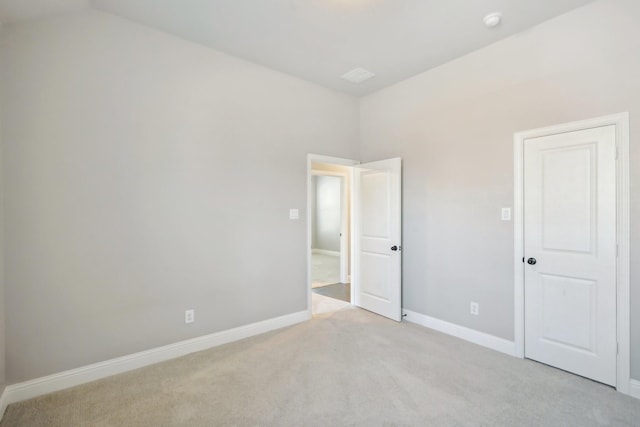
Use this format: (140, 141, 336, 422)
(311, 169, 349, 284)
(513, 112, 630, 394)
(307, 154, 359, 316)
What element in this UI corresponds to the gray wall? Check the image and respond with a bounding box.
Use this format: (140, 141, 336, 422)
(0, 73, 4, 389)
(360, 0, 640, 379)
(0, 10, 358, 382)
(312, 175, 341, 252)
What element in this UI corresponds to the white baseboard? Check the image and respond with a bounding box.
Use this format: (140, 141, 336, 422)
(312, 249, 339, 256)
(0, 310, 309, 418)
(629, 379, 640, 399)
(0, 386, 7, 420)
(402, 309, 517, 357)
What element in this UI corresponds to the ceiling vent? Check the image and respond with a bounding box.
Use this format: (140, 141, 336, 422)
(341, 67, 376, 84)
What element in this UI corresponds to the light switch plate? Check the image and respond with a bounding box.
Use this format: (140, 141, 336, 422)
(289, 209, 299, 220)
(501, 208, 511, 221)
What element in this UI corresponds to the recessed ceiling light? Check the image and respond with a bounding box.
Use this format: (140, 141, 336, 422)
(483, 12, 502, 28)
(341, 67, 376, 84)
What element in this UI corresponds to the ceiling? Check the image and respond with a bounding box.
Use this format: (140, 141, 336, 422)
(0, 0, 89, 23)
(1, 0, 595, 96)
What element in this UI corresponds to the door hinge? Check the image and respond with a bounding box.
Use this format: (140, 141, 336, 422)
(617, 342, 619, 355)
(522, 257, 525, 263)
(616, 244, 619, 257)
(615, 146, 619, 160)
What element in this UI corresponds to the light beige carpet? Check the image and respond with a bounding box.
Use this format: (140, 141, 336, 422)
(312, 292, 350, 315)
(311, 253, 340, 288)
(2, 306, 640, 426)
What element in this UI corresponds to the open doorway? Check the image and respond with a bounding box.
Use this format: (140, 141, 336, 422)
(307, 155, 357, 315)
(307, 154, 403, 320)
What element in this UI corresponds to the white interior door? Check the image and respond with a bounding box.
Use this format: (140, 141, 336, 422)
(524, 125, 617, 385)
(353, 158, 402, 321)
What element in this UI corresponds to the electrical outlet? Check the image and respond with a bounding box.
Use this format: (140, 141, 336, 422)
(470, 302, 479, 316)
(185, 309, 195, 324)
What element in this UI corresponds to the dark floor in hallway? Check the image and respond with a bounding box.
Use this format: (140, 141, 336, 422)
(312, 282, 350, 303)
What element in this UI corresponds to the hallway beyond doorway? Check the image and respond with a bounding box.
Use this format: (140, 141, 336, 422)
(311, 253, 340, 288)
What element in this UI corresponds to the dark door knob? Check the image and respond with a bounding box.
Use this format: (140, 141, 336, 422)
(391, 245, 399, 251)
(527, 257, 537, 265)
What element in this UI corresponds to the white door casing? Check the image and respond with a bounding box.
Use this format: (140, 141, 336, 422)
(514, 113, 630, 395)
(307, 155, 359, 317)
(523, 125, 617, 386)
(353, 158, 402, 321)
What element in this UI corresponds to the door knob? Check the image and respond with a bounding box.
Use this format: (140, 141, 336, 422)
(391, 245, 401, 251)
(527, 257, 537, 265)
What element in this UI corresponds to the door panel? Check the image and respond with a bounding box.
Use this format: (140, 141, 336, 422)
(524, 125, 616, 386)
(541, 145, 595, 253)
(361, 171, 390, 238)
(353, 158, 401, 321)
(360, 252, 390, 300)
(540, 274, 596, 352)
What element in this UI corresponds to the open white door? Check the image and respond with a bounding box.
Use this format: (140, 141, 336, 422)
(353, 158, 402, 321)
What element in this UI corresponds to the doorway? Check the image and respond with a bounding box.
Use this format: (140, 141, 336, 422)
(306, 154, 403, 321)
(513, 113, 630, 394)
(309, 160, 353, 314)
